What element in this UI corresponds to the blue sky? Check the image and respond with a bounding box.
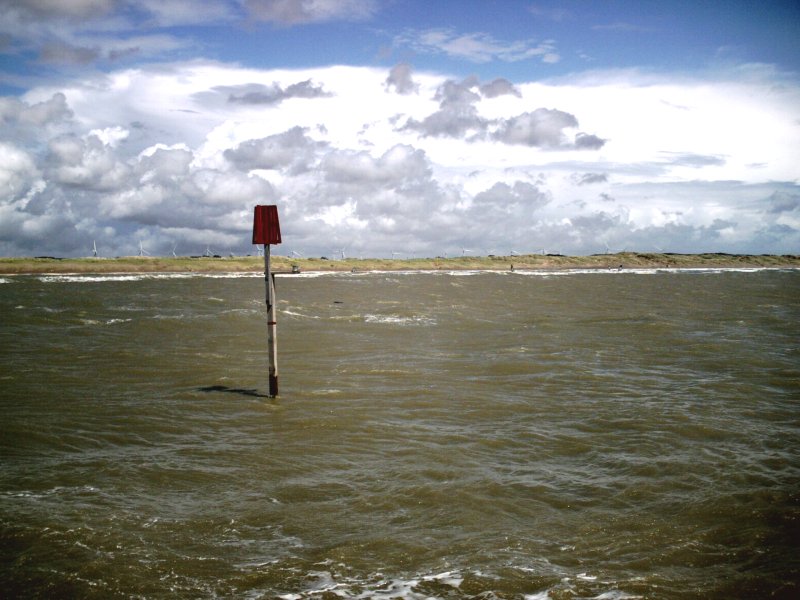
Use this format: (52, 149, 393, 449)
(1, 0, 798, 257)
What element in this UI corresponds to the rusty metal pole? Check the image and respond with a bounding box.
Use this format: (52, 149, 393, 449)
(264, 243, 278, 396)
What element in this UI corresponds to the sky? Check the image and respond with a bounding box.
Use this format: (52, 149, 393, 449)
(1, 0, 799, 258)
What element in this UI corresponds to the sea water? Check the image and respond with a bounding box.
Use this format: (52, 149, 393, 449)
(1, 268, 798, 598)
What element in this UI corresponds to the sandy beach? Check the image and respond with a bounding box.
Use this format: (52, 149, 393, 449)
(0, 252, 798, 275)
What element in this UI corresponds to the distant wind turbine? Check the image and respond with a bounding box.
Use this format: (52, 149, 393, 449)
(172, 243, 178, 258)
(92, 240, 98, 258)
(138, 240, 150, 256)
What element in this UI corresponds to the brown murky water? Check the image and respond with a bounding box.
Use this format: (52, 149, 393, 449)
(1, 268, 798, 598)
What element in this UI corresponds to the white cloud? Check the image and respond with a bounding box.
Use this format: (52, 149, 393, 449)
(47, 132, 132, 191)
(244, 0, 377, 25)
(1, 61, 799, 257)
(385, 63, 418, 95)
(138, 0, 238, 26)
(0, 0, 115, 20)
(0, 142, 40, 202)
(0, 92, 72, 127)
(224, 127, 327, 173)
(493, 109, 578, 147)
(89, 125, 129, 147)
(395, 28, 560, 64)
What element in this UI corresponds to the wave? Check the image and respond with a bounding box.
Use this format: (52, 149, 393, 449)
(35, 272, 262, 283)
(267, 567, 640, 600)
(363, 314, 436, 325)
(510, 266, 795, 277)
(283, 266, 798, 278)
(79, 318, 133, 326)
(21, 266, 797, 284)
(282, 309, 321, 319)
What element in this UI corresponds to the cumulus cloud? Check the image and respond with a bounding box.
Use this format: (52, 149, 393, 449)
(766, 190, 800, 214)
(322, 144, 430, 186)
(0, 142, 40, 201)
(96, 145, 276, 235)
(385, 63, 417, 95)
(479, 78, 521, 98)
(491, 109, 605, 150)
(399, 77, 604, 149)
(402, 78, 486, 139)
(473, 181, 549, 213)
(574, 132, 607, 150)
(46, 132, 132, 191)
(0, 89, 277, 255)
(0, 62, 798, 257)
(401, 76, 518, 139)
(493, 108, 577, 147)
(224, 126, 327, 173)
(436, 78, 482, 106)
(0, 139, 81, 255)
(0, 92, 73, 127)
(216, 80, 332, 106)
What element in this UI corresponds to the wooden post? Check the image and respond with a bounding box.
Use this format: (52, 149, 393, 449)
(253, 204, 281, 397)
(264, 243, 278, 397)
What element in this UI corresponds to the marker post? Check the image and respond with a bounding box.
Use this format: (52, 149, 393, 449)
(253, 205, 282, 397)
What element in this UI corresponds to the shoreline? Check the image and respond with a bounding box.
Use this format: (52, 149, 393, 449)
(1, 252, 799, 275)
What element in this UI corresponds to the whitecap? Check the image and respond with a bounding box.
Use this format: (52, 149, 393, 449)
(284, 271, 349, 278)
(36, 272, 262, 283)
(593, 591, 644, 599)
(282, 309, 320, 319)
(421, 570, 464, 587)
(30, 266, 795, 284)
(363, 314, 436, 325)
(106, 318, 132, 325)
(78, 317, 133, 326)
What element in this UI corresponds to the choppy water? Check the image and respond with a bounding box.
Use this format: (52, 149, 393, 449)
(1, 268, 798, 599)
